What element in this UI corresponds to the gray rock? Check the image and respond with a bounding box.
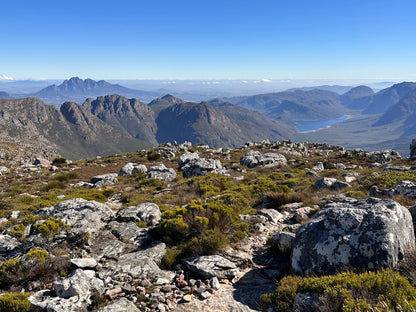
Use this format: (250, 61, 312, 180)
(178, 152, 224, 178)
(240, 150, 287, 168)
(70, 258, 98, 269)
(182, 255, 240, 280)
(137, 202, 161, 226)
(273, 231, 296, 253)
(291, 198, 415, 275)
(147, 164, 176, 182)
(55, 269, 104, 298)
(29, 289, 89, 312)
(314, 177, 337, 189)
(30, 269, 104, 312)
(0, 234, 21, 255)
(90, 173, 118, 188)
(99, 250, 172, 281)
(107, 221, 151, 246)
(39, 198, 115, 235)
(97, 297, 140, 312)
(384, 166, 410, 172)
(257, 209, 284, 223)
(312, 162, 324, 172)
(117, 202, 161, 226)
(132, 164, 147, 174)
(211, 276, 220, 290)
(118, 162, 135, 177)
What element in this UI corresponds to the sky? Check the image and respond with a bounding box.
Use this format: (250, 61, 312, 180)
(1, 0, 416, 81)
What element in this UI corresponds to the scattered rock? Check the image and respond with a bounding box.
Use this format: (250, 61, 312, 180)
(182, 255, 240, 280)
(240, 150, 287, 168)
(257, 209, 284, 223)
(70, 258, 98, 270)
(97, 297, 140, 312)
(178, 152, 224, 178)
(273, 231, 296, 254)
(147, 164, 176, 182)
(39, 198, 115, 235)
(118, 162, 135, 177)
(90, 173, 118, 188)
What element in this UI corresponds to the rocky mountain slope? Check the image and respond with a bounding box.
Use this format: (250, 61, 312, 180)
(1, 140, 416, 311)
(0, 97, 148, 160)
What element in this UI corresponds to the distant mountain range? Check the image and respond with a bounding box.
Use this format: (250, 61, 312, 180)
(1, 78, 416, 158)
(32, 77, 163, 105)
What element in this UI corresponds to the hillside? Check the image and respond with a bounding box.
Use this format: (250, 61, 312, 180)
(0, 140, 416, 311)
(0, 97, 148, 159)
(228, 89, 349, 121)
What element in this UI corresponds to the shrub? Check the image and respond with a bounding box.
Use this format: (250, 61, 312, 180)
(54, 172, 77, 182)
(261, 269, 416, 312)
(27, 248, 49, 263)
(33, 217, 69, 238)
(364, 171, 416, 189)
(41, 181, 66, 192)
(52, 157, 67, 167)
(0, 259, 24, 288)
(147, 151, 162, 161)
(0, 293, 31, 312)
(162, 248, 184, 269)
(9, 224, 26, 240)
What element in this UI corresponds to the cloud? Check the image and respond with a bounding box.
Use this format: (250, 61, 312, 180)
(0, 74, 14, 81)
(253, 78, 272, 84)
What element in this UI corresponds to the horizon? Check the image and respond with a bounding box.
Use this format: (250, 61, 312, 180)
(2, 0, 416, 81)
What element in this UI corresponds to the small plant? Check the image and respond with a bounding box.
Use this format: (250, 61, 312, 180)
(9, 224, 26, 240)
(33, 217, 69, 238)
(0, 292, 31, 312)
(52, 157, 67, 167)
(27, 248, 49, 263)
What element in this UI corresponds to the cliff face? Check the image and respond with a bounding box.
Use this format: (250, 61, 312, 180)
(83, 94, 158, 145)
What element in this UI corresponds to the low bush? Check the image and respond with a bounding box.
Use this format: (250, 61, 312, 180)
(27, 248, 49, 263)
(261, 269, 416, 312)
(9, 224, 26, 240)
(364, 171, 416, 189)
(33, 217, 69, 238)
(0, 292, 31, 312)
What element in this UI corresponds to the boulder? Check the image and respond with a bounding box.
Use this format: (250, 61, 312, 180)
(116, 202, 161, 226)
(97, 297, 140, 312)
(90, 173, 118, 188)
(39, 198, 115, 235)
(55, 269, 104, 299)
(182, 255, 240, 280)
(70, 258, 98, 270)
(315, 178, 350, 190)
(240, 150, 287, 168)
(312, 162, 324, 172)
(99, 250, 171, 282)
(118, 162, 135, 177)
(132, 164, 147, 174)
(147, 164, 176, 182)
(178, 152, 224, 178)
(291, 198, 415, 275)
(257, 209, 284, 223)
(0, 234, 22, 256)
(137, 202, 162, 226)
(30, 269, 104, 312)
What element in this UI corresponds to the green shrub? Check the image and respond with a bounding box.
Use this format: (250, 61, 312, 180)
(162, 248, 184, 269)
(27, 248, 49, 263)
(9, 224, 26, 240)
(147, 151, 162, 161)
(52, 157, 67, 167)
(0, 259, 24, 288)
(41, 181, 66, 192)
(33, 217, 69, 238)
(345, 191, 367, 199)
(0, 293, 31, 312)
(261, 269, 416, 312)
(139, 178, 165, 189)
(54, 172, 77, 182)
(364, 171, 416, 189)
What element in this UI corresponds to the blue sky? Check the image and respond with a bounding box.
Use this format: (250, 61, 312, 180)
(1, 0, 416, 80)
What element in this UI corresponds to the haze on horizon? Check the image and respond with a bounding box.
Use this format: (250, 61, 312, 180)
(1, 0, 416, 82)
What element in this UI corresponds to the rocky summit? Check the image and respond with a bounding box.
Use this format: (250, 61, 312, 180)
(2, 140, 416, 311)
